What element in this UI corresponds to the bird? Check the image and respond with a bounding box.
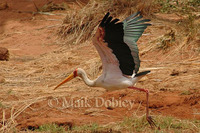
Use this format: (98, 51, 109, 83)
(54, 12, 155, 127)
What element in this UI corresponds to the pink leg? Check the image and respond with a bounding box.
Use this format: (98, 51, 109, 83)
(128, 86, 156, 127)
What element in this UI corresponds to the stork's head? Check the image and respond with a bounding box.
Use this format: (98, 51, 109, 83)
(53, 68, 79, 90)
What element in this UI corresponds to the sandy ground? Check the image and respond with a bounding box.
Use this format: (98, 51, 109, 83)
(0, 0, 200, 131)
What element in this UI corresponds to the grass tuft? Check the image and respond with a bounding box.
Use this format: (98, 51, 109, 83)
(0, 102, 6, 108)
(62, 115, 200, 132)
(36, 123, 65, 133)
(180, 90, 192, 95)
(154, 0, 200, 14)
(58, 0, 153, 45)
(157, 30, 176, 50)
(179, 14, 200, 42)
(71, 123, 100, 132)
(40, 2, 69, 12)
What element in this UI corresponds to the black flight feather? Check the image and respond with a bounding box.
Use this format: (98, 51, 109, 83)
(99, 12, 135, 75)
(135, 71, 151, 77)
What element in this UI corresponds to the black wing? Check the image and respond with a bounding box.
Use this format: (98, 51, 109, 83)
(99, 12, 151, 75)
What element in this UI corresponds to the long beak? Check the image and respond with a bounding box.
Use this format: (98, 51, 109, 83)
(54, 72, 75, 90)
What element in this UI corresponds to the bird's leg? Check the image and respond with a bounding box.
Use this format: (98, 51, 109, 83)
(128, 87, 156, 128)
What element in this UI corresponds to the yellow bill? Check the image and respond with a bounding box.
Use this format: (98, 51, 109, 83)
(54, 72, 75, 90)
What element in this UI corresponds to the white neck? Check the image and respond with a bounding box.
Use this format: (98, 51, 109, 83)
(78, 69, 95, 87)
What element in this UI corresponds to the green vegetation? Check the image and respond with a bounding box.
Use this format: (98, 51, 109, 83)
(156, 0, 178, 13)
(117, 116, 200, 132)
(180, 90, 192, 95)
(188, 0, 200, 7)
(157, 30, 176, 50)
(119, 116, 148, 132)
(0, 102, 6, 108)
(34, 116, 200, 133)
(153, 0, 200, 51)
(7, 89, 13, 95)
(35, 123, 65, 133)
(179, 14, 200, 42)
(70, 123, 101, 132)
(155, 0, 200, 14)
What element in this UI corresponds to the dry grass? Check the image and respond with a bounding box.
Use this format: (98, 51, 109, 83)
(0, 97, 48, 132)
(58, 0, 153, 45)
(58, 0, 200, 56)
(39, 2, 69, 12)
(0, 0, 200, 132)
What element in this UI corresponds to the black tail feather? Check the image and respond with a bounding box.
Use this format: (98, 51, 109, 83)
(135, 71, 151, 77)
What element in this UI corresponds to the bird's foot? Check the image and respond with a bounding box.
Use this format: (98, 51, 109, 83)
(147, 116, 156, 128)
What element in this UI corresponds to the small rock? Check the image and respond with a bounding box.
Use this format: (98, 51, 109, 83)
(107, 106, 114, 110)
(0, 47, 9, 61)
(0, 76, 5, 83)
(160, 88, 168, 91)
(170, 69, 179, 76)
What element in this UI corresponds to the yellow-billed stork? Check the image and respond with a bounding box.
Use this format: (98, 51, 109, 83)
(54, 12, 155, 127)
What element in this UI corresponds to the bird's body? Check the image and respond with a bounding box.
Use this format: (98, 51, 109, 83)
(96, 74, 133, 90)
(77, 67, 146, 91)
(78, 68, 133, 90)
(54, 12, 155, 127)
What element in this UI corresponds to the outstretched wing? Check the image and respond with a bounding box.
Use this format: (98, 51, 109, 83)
(122, 12, 151, 73)
(93, 12, 151, 76)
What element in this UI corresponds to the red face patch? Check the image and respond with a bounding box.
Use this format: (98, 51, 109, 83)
(73, 69, 78, 77)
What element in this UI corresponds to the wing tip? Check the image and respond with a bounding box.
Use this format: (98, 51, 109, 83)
(126, 12, 152, 24)
(99, 12, 110, 27)
(124, 11, 141, 21)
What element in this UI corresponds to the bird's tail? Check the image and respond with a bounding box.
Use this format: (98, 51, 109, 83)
(135, 70, 151, 77)
(134, 70, 151, 82)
